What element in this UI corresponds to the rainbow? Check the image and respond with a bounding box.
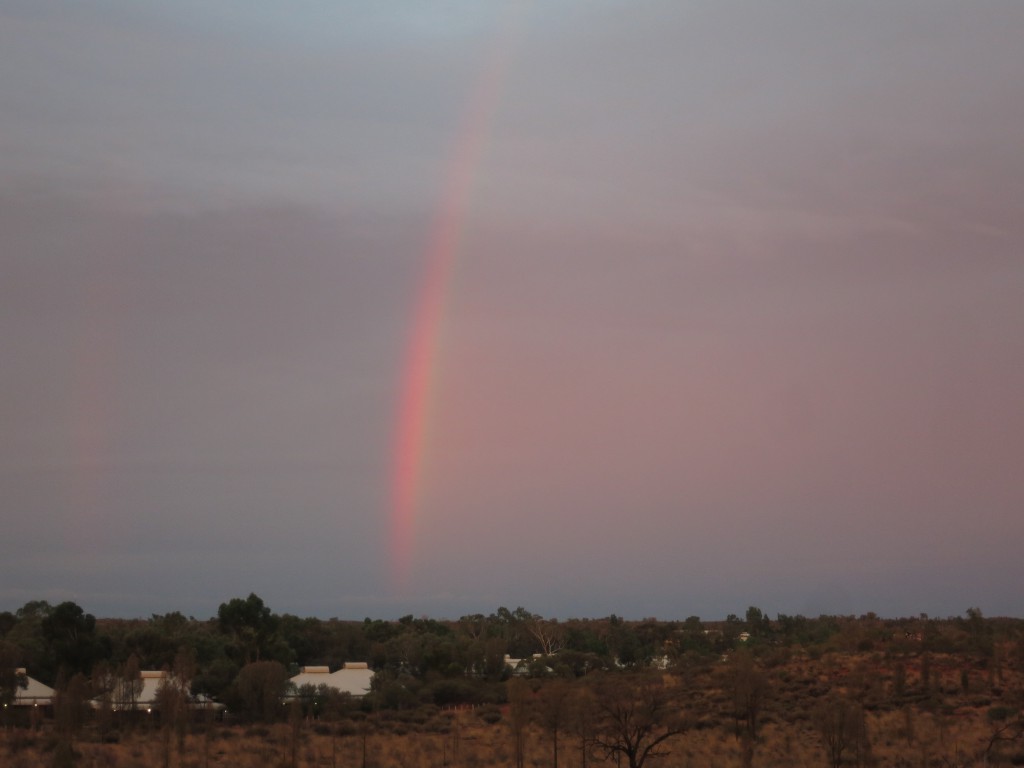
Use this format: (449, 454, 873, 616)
(389, 5, 528, 590)
(69, 185, 135, 553)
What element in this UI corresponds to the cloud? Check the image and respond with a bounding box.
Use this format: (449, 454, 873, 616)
(1, 1, 1022, 618)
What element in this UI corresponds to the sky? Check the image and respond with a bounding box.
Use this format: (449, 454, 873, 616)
(2, 1, 1022, 622)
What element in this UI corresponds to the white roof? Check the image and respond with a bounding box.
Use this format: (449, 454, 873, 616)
(103, 671, 223, 711)
(137, 670, 168, 707)
(288, 663, 373, 697)
(12, 669, 54, 706)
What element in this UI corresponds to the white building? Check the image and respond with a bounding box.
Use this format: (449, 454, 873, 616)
(12, 669, 54, 707)
(287, 663, 373, 698)
(100, 670, 223, 714)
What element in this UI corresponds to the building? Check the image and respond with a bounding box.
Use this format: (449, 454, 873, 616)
(287, 663, 374, 698)
(101, 670, 223, 716)
(12, 669, 54, 707)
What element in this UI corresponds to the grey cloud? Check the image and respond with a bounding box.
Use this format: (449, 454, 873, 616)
(2, 1, 1022, 619)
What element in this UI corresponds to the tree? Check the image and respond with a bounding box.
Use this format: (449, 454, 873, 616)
(0, 641, 27, 709)
(155, 646, 196, 757)
(296, 682, 353, 722)
(507, 677, 531, 768)
(964, 606, 994, 660)
(492, 606, 533, 657)
(726, 648, 769, 768)
(54, 672, 92, 745)
(891, 662, 906, 701)
(42, 601, 105, 678)
(287, 698, 303, 768)
(155, 682, 182, 768)
(116, 653, 144, 718)
(4, 602, 52, 683)
(608, 620, 648, 667)
(567, 681, 599, 768)
(232, 660, 291, 722)
(814, 694, 870, 768)
(982, 708, 1024, 765)
(90, 660, 117, 736)
(919, 652, 932, 697)
(538, 679, 573, 768)
(589, 673, 687, 768)
(524, 613, 565, 656)
(218, 593, 281, 664)
(458, 613, 488, 641)
(745, 606, 769, 637)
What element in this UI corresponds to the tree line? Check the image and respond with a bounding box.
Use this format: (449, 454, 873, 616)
(2, 596, 1021, 722)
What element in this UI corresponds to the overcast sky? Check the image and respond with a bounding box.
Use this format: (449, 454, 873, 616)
(2, 1, 1022, 621)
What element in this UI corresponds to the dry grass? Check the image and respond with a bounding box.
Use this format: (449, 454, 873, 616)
(2, 708, 1020, 768)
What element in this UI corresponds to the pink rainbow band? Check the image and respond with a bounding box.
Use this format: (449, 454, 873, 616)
(388, 5, 527, 589)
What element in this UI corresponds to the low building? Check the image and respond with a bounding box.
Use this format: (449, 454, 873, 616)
(288, 663, 374, 698)
(503, 654, 552, 677)
(100, 671, 224, 716)
(3, 669, 54, 724)
(12, 669, 54, 707)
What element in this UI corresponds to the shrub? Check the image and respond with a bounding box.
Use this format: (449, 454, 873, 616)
(334, 720, 360, 736)
(987, 706, 1015, 723)
(478, 705, 502, 725)
(424, 716, 452, 733)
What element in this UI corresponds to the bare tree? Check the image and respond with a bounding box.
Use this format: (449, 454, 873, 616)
(90, 660, 116, 736)
(234, 660, 291, 722)
(815, 694, 870, 768)
(538, 678, 573, 768)
(525, 614, 565, 656)
(589, 673, 687, 768)
(457, 613, 487, 641)
(156, 646, 197, 760)
(54, 673, 91, 745)
(287, 698, 304, 768)
(727, 649, 769, 768)
(507, 677, 531, 768)
(568, 679, 599, 768)
(981, 709, 1024, 765)
(116, 653, 144, 728)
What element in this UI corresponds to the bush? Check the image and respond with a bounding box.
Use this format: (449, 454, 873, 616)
(988, 706, 1015, 723)
(4, 731, 38, 755)
(49, 741, 78, 768)
(478, 705, 502, 725)
(411, 704, 438, 724)
(424, 716, 452, 734)
(334, 720, 360, 736)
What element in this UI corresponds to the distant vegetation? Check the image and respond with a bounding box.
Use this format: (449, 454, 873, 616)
(3, 597, 1024, 766)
